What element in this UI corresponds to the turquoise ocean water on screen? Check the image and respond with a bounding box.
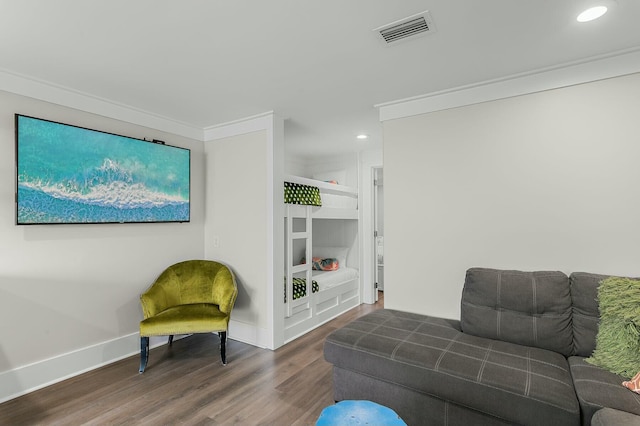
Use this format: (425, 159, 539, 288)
(17, 116, 190, 224)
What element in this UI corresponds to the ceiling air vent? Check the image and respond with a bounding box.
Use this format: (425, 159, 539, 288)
(374, 11, 436, 44)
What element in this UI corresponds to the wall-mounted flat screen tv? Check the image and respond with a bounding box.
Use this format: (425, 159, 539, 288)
(15, 114, 190, 225)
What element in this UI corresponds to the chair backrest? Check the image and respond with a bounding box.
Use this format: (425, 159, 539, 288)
(460, 267, 574, 357)
(141, 260, 237, 318)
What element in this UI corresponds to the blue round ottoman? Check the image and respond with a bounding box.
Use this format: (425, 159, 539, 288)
(316, 400, 406, 425)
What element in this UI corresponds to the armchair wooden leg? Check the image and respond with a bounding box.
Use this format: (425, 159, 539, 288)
(139, 336, 149, 373)
(219, 331, 227, 365)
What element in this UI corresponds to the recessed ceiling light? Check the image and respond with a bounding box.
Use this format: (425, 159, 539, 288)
(577, 6, 608, 22)
(356, 134, 368, 140)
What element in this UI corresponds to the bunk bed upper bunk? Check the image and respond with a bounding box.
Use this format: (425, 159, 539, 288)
(284, 174, 357, 219)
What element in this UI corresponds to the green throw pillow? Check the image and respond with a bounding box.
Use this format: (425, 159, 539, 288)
(586, 277, 640, 378)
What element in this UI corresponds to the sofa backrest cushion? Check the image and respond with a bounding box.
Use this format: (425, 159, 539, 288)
(570, 272, 623, 358)
(461, 268, 573, 357)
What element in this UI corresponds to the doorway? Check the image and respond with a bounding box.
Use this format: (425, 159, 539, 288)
(373, 167, 384, 302)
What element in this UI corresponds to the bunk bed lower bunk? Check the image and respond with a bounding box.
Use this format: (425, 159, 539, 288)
(286, 267, 359, 301)
(284, 266, 360, 341)
(284, 177, 360, 343)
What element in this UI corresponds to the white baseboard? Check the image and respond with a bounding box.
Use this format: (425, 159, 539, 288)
(0, 333, 172, 404)
(228, 319, 270, 349)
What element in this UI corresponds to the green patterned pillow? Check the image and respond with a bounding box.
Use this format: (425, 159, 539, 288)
(586, 277, 640, 378)
(284, 182, 322, 206)
(284, 277, 319, 302)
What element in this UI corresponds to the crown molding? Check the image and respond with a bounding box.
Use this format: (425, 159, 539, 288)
(203, 111, 275, 141)
(377, 46, 640, 122)
(0, 68, 204, 140)
(0, 67, 276, 142)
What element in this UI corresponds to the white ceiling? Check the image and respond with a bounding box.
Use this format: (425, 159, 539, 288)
(1, 1, 640, 159)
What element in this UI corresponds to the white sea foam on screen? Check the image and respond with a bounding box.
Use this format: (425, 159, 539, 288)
(19, 158, 187, 209)
(20, 180, 185, 209)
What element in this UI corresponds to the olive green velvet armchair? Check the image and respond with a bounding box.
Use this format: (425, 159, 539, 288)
(138, 260, 238, 373)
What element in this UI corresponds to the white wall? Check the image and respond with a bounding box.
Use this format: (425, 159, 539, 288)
(204, 114, 284, 350)
(0, 90, 205, 401)
(284, 155, 307, 177)
(305, 154, 359, 188)
(312, 219, 359, 267)
(285, 154, 359, 188)
(204, 130, 270, 347)
(384, 72, 640, 319)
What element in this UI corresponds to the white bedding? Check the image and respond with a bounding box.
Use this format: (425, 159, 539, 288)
(313, 267, 359, 290)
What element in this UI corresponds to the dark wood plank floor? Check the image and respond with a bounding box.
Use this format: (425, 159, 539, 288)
(0, 293, 383, 425)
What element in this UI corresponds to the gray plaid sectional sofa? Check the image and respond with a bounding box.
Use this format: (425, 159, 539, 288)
(324, 268, 640, 425)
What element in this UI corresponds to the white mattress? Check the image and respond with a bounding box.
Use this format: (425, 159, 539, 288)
(313, 267, 359, 290)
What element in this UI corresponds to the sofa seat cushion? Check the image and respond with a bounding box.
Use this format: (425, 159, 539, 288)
(569, 357, 640, 425)
(139, 303, 228, 336)
(325, 309, 579, 426)
(591, 408, 640, 426)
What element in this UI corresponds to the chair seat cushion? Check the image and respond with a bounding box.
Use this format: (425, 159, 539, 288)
(140, 303, 228, 336)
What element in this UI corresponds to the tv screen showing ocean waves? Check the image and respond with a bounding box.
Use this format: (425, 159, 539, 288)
(15, 114, 190, 225)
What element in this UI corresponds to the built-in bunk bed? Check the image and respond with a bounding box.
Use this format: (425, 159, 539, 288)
(283, 175, 360, 343)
